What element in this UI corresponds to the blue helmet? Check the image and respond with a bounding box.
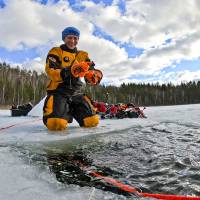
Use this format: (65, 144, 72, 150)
(62, 27, 80, 40)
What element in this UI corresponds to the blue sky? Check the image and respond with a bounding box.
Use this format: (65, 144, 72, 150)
(0, 0, 200, 85)
(0, 0, 5, 8)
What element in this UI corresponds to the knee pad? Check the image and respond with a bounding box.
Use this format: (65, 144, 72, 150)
(46, 118, 68, 131)
(83, 115, 99, 127)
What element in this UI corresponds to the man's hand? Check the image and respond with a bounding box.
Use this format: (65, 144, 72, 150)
(71, 62, 91, 77)
(84, 69, 103, 85)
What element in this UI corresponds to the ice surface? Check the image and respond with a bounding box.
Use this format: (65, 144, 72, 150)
(0, 103, 200, 200)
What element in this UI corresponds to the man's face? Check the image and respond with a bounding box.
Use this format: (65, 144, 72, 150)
(64, 35, 79, 49)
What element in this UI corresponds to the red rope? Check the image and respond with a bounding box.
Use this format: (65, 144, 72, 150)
(88, 170, 200, 200)
(141, 193, 200, 200)
(0, 118, 42, 132)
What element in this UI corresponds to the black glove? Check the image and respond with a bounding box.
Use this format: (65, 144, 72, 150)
(60, 68, 71, 80)
(85, 59, 95, 70)
(89, 61, 95, 70)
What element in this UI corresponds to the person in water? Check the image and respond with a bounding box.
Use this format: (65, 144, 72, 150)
(43, 26, 103, 131)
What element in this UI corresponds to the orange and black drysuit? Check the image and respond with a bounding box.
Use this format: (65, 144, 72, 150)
(43, 44, 99, 131)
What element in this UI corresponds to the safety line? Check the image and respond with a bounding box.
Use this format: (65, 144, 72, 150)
(81, 167, 200, 200)
(72, 158, 200, 199)
(0, 118, 42, 132)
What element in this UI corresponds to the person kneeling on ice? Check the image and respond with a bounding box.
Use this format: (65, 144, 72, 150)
(43, 27, 103, 131)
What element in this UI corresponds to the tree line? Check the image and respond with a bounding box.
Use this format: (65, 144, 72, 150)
(0, 62, 47, 106)
(0, 62, 200, 106)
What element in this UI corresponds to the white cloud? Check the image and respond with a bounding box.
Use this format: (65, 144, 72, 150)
(0, 0, 200, 85)
(83, 0, 200, 49)
(173, 70, 200, 84)
(144, 70, 200, 85)
(79, 0, 200, 84)
(0, 0, 97, 50)
(21, 57, 44, 73)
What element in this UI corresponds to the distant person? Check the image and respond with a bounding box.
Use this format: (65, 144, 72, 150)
(43, 27, 103, 131)
(98, 102, 107, 119)
(99, 102, 107, 113)
(109, 104, 118, 118)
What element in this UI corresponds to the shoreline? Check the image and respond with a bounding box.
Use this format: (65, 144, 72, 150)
(0, 105, 11, 110)
(0, 103, 199, 110)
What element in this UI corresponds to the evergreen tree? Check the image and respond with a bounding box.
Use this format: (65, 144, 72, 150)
(0, 62, 200, 106)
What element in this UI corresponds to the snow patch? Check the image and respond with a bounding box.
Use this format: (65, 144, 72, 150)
(28, 97, 45, 117)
